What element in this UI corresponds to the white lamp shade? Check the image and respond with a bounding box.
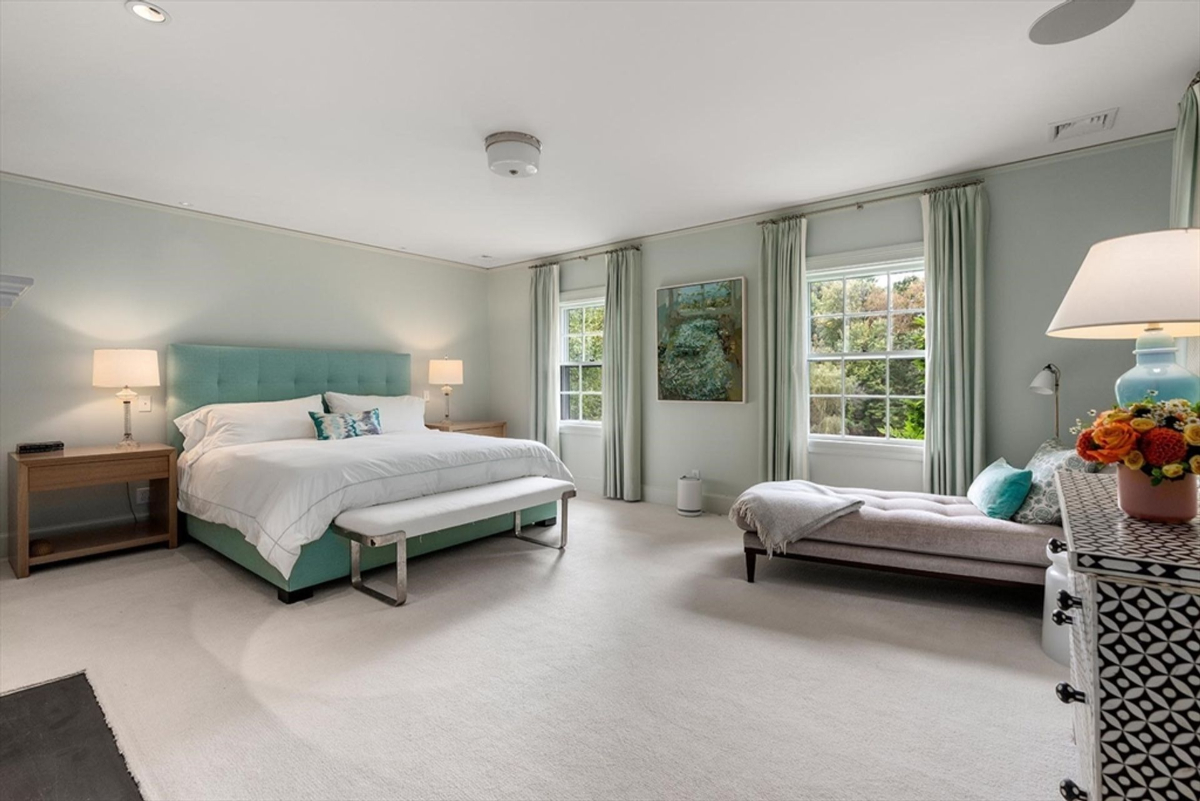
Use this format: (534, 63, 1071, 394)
(428, 358, 464, 385)
(93, 349, 160, 388)
(1046, 229, 1200, 339)
(1029, 368, 1057, 395)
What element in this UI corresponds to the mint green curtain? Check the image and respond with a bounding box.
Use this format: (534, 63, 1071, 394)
(602, 248, 642, 501)
(529, 263, 560, 454)
(760, 216, 808, 482)
(921, 185, 987, 496)
(1170, 75, 1200, 228)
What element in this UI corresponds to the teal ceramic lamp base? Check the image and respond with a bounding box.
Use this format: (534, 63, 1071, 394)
(1115, 328, 1200, 407)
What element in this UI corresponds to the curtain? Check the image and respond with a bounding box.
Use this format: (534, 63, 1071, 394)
(921, 185, 987, 496)
(602, 248, 642, 501)
(1169, 74, 1200, 228)
(760, 216, 808, 482)
(529, 263, 561, 454)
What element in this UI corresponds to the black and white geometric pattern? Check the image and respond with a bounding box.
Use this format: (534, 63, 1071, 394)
(1056, 472, 1200, 585)
(1092, 577, 1200, 801)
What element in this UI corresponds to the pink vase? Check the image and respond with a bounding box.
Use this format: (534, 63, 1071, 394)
(1117, 468, 1199, 524)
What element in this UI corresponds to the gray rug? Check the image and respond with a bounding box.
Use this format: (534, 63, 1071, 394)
(0, 672, 141, 801)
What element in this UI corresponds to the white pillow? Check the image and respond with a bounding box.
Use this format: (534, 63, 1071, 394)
(324, 392, 427, 434)
(173, 395, 324, 456)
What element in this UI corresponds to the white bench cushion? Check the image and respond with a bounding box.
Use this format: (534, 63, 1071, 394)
(334, 477, 575, 538)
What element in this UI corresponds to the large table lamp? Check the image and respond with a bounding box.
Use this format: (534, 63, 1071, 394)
(93, 349, 160, 449)
(428, 357, 463, 422)
(1046, 228, 1200, 405)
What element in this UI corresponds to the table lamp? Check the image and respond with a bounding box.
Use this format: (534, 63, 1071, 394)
(1029, 363, 1062, 439)
(428, 357, 463, 422)
(1047, 229, 1200, 406)
(93, 349, 160, 448)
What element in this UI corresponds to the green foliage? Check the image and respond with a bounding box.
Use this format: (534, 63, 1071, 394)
(810, 280, 844, 315)
(811, 318, 843, 353)
(584, 305, 604, 333)
(846, 398, 887, 437)
(889, 398, 925, 440)
(846, 359, 886, 394)
(890, 273, 925, 310)
(847, 316, 887, 352)
(892, 313, 925, 350)
(659, 319, 731, 401)
(567, 308, 584, 334)
(809, 361, 841, 394)
(846, 276, 887, 313)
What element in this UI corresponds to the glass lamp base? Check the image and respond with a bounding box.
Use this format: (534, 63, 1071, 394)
(116, 436, 140, 450)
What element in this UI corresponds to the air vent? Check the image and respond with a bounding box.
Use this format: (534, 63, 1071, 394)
(1048, 108, 1118, 142)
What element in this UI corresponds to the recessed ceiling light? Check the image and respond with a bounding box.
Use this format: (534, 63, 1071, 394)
(1029, 0, 1134, 45)
(480, 255, 493, 260)
(125, 1, 170, 24)
(177, 201, 192, 207)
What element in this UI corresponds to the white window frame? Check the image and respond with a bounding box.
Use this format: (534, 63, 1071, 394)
(805, 244, 926, 456)
(559, 288, 605, 433)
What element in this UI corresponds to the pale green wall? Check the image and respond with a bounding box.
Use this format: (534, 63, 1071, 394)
(489, 136, 1175, 509)
(0, 178, 493, 537)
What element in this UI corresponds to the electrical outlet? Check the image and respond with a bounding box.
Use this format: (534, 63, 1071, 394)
(137, 396, 152, 413)
(135, 487, 151, 505)
(423, 390, 430, 403)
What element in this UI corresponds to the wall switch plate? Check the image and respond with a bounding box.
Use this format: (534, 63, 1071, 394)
(423, 390, 430, 402)
(137, 396, 152, 412)
(135, 487, 151, 505)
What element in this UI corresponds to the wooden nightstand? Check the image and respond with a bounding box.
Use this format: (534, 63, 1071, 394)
(8, 444, 178, 578)
(425, 420, 508, 438)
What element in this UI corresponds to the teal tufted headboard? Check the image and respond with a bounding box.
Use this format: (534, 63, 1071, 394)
(166, 344, 411, 450)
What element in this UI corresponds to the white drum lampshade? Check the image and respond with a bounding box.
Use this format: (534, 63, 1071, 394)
(429, 358, 464, 422)
(92, 349, 160, 448)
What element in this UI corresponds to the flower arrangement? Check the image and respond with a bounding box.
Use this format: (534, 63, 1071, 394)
(1072, 396, 1200, 486)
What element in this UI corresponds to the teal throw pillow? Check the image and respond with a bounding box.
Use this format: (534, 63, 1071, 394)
(967, 458, 1033, 520)
(309, 408, 383, 441)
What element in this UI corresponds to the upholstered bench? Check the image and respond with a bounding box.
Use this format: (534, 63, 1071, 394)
(740, 487, 1060, 587)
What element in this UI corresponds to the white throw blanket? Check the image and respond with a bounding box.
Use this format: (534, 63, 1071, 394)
(729, 480, 865, 555)
(178, 431, 574, 578)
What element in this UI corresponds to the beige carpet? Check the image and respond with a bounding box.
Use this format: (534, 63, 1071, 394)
(0, 494, 1075, 800)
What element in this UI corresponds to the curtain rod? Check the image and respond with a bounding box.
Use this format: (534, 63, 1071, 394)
(757, 178, 985, 227)
(527, 244, 640, 268)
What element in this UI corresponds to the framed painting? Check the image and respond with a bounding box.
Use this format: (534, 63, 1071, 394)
(656, 277, 745, 403)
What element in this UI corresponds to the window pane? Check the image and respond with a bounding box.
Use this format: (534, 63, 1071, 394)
(810, 397, 842, 435)
(585, 335, 603, 362)
(582, 365, 602, 392)
(845, 275, 887, 313)
(811, 317, 843, 354)
(892, 313, 926, 351)
(890, 358, 925, 396)
(809, 280, 844, 316)
(585, 305, 604, 333)
(890, 271, 925, 310)
(582, 394, 602, 421)
(845, 359, 886, 395)
(562, 365, 580, 392)
(808, 360, 841, 394)
(889, 398, 925, 440)
(567, 395, 581, 420)
(567, 336, 584, 362)
(846, 315, 887, 353)
(845, 398, 887, 438)
(567, 308, 584, 334)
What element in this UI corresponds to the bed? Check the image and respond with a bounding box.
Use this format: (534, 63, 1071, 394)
(167, 344, 570, 603)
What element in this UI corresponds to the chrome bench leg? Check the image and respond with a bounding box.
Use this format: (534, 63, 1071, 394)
(349, 533, 407, 606)
(514, 491, 575, 551)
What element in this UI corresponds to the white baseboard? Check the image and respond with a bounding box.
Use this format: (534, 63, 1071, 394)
(642, 485, 735, 515)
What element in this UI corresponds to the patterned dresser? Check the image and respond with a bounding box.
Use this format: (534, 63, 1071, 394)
(1052, 471, 1200, 801)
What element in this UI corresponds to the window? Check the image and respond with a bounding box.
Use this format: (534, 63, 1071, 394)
(560, 301, 604, 423)
(806, 260, 925, 442)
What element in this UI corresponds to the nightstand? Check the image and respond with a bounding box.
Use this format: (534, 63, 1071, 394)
(425, 420, 508, 438)
(8, 444, 178, 578)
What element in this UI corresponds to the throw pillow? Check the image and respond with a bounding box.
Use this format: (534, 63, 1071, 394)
(1012, 438, 1092, 525)
(309, 408, 383, 441)
(967, 458, 1034, 520)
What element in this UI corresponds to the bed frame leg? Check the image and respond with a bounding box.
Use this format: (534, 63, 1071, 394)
(745, 549, 756, 583)
(278, 587, 314, 604)
(515, 491, 575, 550)
(348, 534, 408, 606)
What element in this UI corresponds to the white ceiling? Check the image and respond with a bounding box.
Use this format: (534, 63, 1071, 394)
(2, 1, 1198, 268)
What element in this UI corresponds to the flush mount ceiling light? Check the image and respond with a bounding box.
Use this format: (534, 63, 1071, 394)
(1029, 0, 1133, 45)
(485, 132, 541, 178)
(125, 1, 170, 24)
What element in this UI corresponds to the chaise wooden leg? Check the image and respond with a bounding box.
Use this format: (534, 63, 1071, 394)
(745, 549, 756, 583)
(278, 587, 314, 604)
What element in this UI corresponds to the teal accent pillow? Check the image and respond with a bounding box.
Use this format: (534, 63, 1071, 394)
(967, 458, 1033, 520)
(309, 409, 383, 441)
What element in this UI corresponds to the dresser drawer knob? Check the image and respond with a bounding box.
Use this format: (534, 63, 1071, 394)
(1051, 610, 1074, 626)
(1056, 682, 1086, 705)
(1048, 537, 1068, 554)
(1056, 590, 1081, 611)
(1059, 779, 1089, 801)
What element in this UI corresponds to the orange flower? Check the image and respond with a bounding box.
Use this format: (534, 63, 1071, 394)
(1087, 422, 1138, 462)
(1141, 427, 1188, 467)
(1076, 429, 1101, 462)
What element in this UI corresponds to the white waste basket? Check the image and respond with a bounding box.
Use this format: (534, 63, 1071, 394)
(677, 473, 702, 517)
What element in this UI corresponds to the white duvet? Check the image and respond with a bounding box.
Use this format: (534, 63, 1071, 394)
(178, 432, 574, 578)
